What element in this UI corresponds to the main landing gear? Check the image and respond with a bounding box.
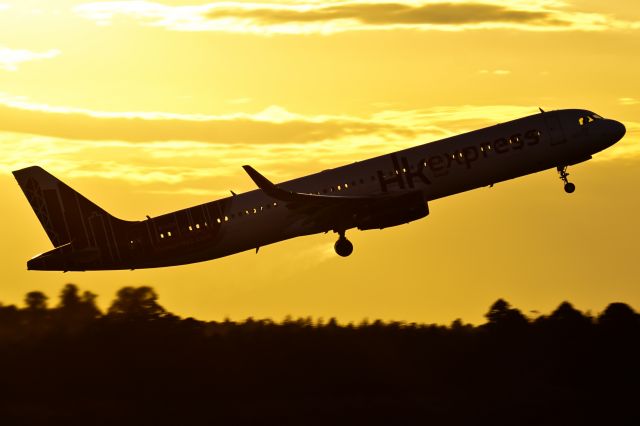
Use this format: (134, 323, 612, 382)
(557, 166, 575, 194)
(334, 231, 353, 257)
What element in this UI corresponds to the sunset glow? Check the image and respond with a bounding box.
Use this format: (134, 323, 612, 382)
(2, 0, 639, 324)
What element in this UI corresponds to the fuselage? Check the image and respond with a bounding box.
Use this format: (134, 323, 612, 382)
(19, 109, 625, 271)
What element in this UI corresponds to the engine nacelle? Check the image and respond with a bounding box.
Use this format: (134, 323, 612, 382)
(356, 191, 429, 231)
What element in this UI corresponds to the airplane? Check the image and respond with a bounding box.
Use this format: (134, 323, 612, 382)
(13, 108, 625, 271)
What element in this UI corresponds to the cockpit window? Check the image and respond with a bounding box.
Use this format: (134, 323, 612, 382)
(578, 114, 602, 126)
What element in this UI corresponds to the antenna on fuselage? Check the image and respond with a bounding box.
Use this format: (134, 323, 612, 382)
(539, 107, 545, 113)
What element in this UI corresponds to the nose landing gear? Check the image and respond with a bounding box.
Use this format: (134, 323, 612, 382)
(557, 166, 575, 193)
(334, 231, 353, 257)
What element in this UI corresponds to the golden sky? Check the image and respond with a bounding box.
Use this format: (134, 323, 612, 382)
(1, 0, 639, 323)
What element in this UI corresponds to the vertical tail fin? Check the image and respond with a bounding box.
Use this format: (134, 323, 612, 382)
(12, 166, 122, 249)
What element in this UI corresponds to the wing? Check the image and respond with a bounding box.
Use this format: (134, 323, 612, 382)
(242, 165, 424, 231)
(242, 165, 378, 204)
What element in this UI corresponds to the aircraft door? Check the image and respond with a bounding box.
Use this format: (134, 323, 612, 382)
(543, 113, 567, 146)
(125, 222, 152, 266)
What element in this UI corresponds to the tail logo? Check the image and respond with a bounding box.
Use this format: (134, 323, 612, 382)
(22, 176, 66, 247)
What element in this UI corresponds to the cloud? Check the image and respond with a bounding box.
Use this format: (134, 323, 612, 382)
(619, 97, 640, 106)
(478, 69, 511, 75)
(74, 1, 629, 35)
(0, 95, 417, 144)
(205, 3, 555, 26)
(0, 46, 60, 71)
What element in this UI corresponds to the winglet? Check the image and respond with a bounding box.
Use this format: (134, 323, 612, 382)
(243, 165, 276, 190)
(242, 165, 297, 201)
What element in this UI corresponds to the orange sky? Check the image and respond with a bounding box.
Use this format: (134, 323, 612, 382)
(1, 0, 639, 324)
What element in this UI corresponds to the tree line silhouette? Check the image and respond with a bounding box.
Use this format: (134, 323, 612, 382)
(0, 284, 638, 425)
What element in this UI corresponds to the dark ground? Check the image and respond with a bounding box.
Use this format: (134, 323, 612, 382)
(1, 284, 638, 425)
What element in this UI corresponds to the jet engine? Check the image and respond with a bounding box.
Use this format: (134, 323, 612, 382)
(356, 191, 429, 231)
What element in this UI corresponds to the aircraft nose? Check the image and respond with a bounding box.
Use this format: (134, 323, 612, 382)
(609, 120, 626, 144)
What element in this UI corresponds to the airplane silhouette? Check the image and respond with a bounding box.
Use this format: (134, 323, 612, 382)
(13, 109, 625, 271)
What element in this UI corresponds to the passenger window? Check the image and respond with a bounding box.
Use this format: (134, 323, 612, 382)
(168, 231, 172, 237)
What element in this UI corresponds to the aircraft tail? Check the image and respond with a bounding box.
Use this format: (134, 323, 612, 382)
(12, 166, 122, 249)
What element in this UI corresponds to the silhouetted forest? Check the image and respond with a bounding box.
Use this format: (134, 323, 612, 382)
(1, 284, 639, 425)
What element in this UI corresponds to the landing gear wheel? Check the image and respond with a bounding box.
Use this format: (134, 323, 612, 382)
(564, 182, 576, 193)
(557, 166, 575, 194)
(334, 237, 353, 257)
